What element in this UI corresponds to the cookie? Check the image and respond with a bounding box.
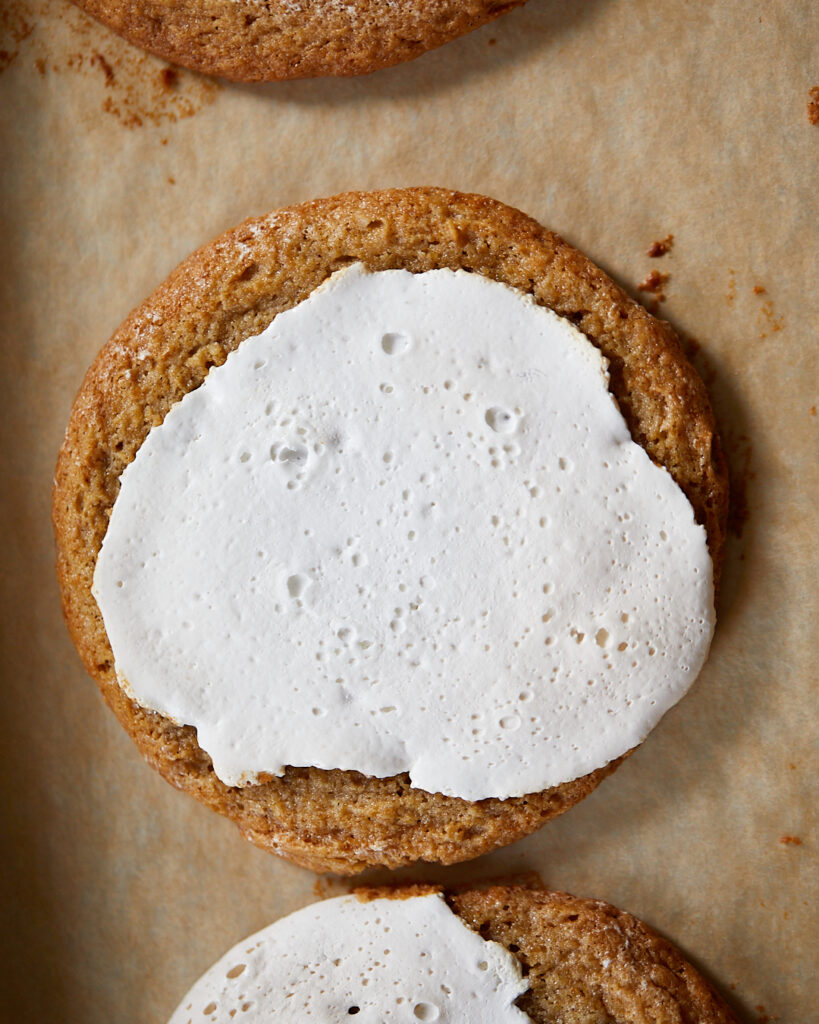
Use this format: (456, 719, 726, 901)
(71, 0, 527, 81)
(53, 188, 728, 873)
(167, 885, 740, 1023)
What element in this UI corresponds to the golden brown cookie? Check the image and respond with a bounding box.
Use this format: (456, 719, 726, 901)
(70, 0, 527, 81)
(173, 883, 740, 1022)
(447, 886, 739, 1023)
(53, 188, 728, 874)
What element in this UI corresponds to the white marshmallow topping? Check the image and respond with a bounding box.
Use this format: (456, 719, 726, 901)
(167, 893, 530, 1023)
(94, 265, 714, 799)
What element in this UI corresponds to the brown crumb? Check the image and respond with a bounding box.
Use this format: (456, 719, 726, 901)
(755, 1005, 773, 1024)
(92, 51, 115, 85)
(159, 65, 178, 89)
(810, 407, 816, 417)
(34, 57, 46, 75)
(753, 284, 766, 295)
(647, 234, 674, 257)
(780, 835, 802, 846)
(808, 86, 819, 125)
(167, 176, 176, 185)
(637, 269, 669, 302)
(487, 37, 497, 46)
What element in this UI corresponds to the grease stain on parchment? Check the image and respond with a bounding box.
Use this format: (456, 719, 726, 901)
(1, 0, 220, 126)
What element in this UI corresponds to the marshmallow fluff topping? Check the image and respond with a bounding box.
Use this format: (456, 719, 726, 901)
(167, 893, 530, 1023)
(94, 265, 714, 800)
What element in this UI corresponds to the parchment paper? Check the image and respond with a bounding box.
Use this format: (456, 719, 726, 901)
(0, 1, 816, 1021)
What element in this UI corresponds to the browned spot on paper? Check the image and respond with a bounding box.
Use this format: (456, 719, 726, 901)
(752, 284, 766, 295)
(779, 835, 802, 846)
(726, 433, 754, 539)
(0, 3, 33, 73)
(637, 269, 669, 305)
(810, 406, 816, 417)
(313, 876, 348, 900)
(92, 50, 115, 85)
(167, 176, 176, 185)
(159, 65, 178, 89)
(2, 0, 219, 125)
(725, 268, 736, 306)
(757, 295, 784, 338)
(808, 86, 819, 125)
(647, 233, 674, 257)
(313, 877, 332, 899)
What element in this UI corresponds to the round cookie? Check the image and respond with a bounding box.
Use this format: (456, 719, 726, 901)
(70, 0, 527, 81)
(53, 188, 728, 874)
(168, 884, 740, 1023)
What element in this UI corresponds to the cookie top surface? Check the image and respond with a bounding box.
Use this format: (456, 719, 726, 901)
(71, 0, 526, 81)
(92, 262, 713, 801)
(167, 886, 739, 1023)
(53, 188, 728, 872)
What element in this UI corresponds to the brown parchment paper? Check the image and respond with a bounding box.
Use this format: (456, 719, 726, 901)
(0, 1, 816, 1021)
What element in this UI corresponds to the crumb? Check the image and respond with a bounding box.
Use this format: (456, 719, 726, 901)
(637, 270, 669, 302)
(159, 65, 178, 89)
(779, 835, 802, 846)
(808, 86, 819, 126)
(810, 407, 816, 417)
(35, 57, 46, 76)
(488, 37, 496, 46)
(161, 138, 169, 145)
(167, 176, 176, 185)
(92, 51, 115, 85)
(647, 234, 674, 257)
(752, 284, 766, 295)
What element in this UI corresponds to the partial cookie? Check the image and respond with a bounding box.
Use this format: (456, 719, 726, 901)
(71, 0, 527, 81)
(53, 188, 728, 873)
(167, 885, 740, 1023)
(449, 886, 738, 1024)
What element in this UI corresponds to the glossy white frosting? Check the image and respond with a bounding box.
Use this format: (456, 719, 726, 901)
(167, 894, 530, 1023)
(95, 264, 714, 799)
